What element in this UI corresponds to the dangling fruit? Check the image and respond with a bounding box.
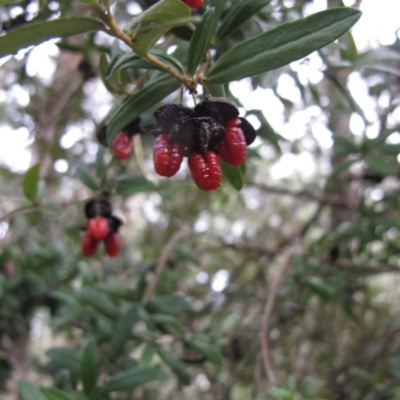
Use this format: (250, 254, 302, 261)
(153, 134, 184, 177)
(188, 151, 221, 191)
(104, 232, 121, 257)
(88, 216, 110, 240)
(217, 118, 247, 166)
(81, 231, 99, 257)
(181, 0, 203, 9)
(112, 131, 133, 159)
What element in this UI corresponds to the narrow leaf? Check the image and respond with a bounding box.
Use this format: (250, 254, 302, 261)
(99, 367, 167, 392)
(107, 75, 180, 142)
(365, 155, 398, 176)
(42, 387, 80, 400)
(0, 18, 105, 59)
(76, 166, 99, 191)
(216, 0, 271, 41)
(23, 163, 40, 202)
(79, 287, 120, 320)
(221, 162, 243, 191)
(110, 304, 139, 359)
(185, 337, 222, 365)
(158, 347, 191, 385)
(207, 8, 362, 83)
(46, 347, 81, 376)
(115, 175, 156, 196)
(18, 380, 47, 400)
(187, 8, 215, 75)
(147, 295, 194, 314)
(81, 339, 98, 395)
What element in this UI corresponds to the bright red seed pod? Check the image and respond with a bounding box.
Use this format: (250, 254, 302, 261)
(153, 134, 184, 177)
(112, 131, 133, 159)
(104, 232, 121, 257)
(81, 231, 99, 257)
(188, 151, 221, 191)
(88, 216, 110, 240)
(181, 0, 203, 8)
(217, 118, 247, 166)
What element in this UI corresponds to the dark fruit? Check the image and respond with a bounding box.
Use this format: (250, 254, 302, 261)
(104, 232, 121, 257)
(84, 199, 112, 219)
(88, 216, 110, 240)
(153, 104, 196, 134)
(112, 131, 133, 159)
(238, 117, 257, 146)
(194, 98, 239, 127)
(181, 0, 203, 8)
(81, 231, 99, 257)
(188, 151, 221, 191)
(153, 134, 184, 177)
(217, 118, 247, 166)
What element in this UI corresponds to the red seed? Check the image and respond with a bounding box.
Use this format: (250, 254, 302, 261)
(181, 0, 203, 8)
(104, 232, 121, 257)
(88, 216, 110, 240)
(188, 151, 221, 191)
(217, 118, 247, 166)
(153, 134, 184, 177)
(81, 231, 99, 257)
(112, 131, 133, 159)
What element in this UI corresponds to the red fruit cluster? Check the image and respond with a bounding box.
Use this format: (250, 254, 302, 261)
(96, 118, 143, 160)
(181, 0, 203, 8)
(151, 99, 256, 191)
(81, 199, 122, 258)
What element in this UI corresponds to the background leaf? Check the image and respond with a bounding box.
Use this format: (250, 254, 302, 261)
(23, 163, 40, 203)
(18, 380, 47, 400)
(207, 8, 362, 83)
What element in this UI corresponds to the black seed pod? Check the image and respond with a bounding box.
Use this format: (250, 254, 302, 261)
(124, 117, 143, 139)
(174, 116, 225, 154)
(194, 98, 239, 127)
(96, 125, 108, 147)
(238, 117, 257, 146)
(109, 215, 123, 234)
(85, 199, 112, 219)
(154, 104, 196, 134)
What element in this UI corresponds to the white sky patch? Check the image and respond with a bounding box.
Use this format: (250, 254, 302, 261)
(271, 152, 317, 180)
(0, 126, 32, 172)
(54, 159, 69, 173)
(276, 73, 301, 103)
(211, 270, 230, 292)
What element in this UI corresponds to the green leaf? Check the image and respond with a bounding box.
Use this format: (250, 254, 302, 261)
(78, 287, 120, 320)
(185, 336, 222, 365)
(81, 339, 98, 395)
(110, 304, 139, 359)
(115, 175, 156, 196)
(306, 276, 336, 300)
(221, 162, 243, 191)
(148, 295, 194, 314)
(187, 8, 215, 75)
(107, 75, 180, 143)
(46, 347, 81, 376)
(216, 0, 271, 41)
(365, 155, 398, 177)
(157, 347, 191, 385)
(23, 163, 40, 202)
(207, 7, 362, 83)
(0, 18, 105, 59)
(42, 387, 80, 400)
(99, 366, 167, 393)
(267, 387, 294, 400)
(18, 380, 47, 400)
(76, 166, 99, 191)
(107, 50, 186, 77)
(151, 314, 185, 333)
(130, 0, 191, 56)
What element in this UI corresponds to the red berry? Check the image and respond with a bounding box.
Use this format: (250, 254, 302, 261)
(217, 118, 247, 166)
(153, 134, 184, 177)
(188, 151, 221, 191)
(104, 232, 120, 257)
(88, 216, 110, 240)
(112, 131, 133, 159)
(181, 0, 203, 8)
(81, 231, 99, 257)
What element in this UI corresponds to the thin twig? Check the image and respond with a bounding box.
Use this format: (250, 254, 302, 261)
(260, 247, 294, 388)
(0, 204, 39, 224)
(140, 228, 193, 307)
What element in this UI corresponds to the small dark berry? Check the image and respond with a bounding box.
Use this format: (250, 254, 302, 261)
(104, 232, 121, 257)
(153, 134, 184, 177)
(217, 118, 247, 166)
(81, 231, 99, 257)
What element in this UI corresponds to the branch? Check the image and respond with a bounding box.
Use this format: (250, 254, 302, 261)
(260, 247, 293, 388)
(140, 227, 193, 307)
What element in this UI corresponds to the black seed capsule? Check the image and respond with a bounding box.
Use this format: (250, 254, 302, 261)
(194, 98, 239, 127)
